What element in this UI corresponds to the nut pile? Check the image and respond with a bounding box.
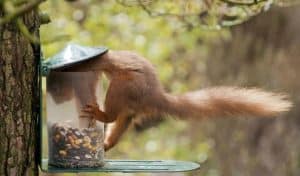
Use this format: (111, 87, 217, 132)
(48, 123, 104, 168)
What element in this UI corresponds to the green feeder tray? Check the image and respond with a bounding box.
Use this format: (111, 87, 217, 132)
(39, 44, 201, 173)
(41, 159, 200, 173)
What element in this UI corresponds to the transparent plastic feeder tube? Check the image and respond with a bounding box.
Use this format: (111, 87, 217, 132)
(46, 72, 105, 168)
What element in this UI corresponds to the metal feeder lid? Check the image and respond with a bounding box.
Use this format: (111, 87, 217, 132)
(42, 44, 108, 73)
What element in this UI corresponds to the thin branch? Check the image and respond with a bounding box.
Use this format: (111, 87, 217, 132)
(220, 0, 268, 6)
(116, 0, 154, 7)
(17, 18, 39, 43)
(137, 0, 200, 18)
(117, 0, 276, 29)
(18, 15, 70, 44)
(0, 0, 45, 25)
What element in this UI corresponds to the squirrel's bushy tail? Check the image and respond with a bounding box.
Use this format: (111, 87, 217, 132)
(163, 87, 292, 119)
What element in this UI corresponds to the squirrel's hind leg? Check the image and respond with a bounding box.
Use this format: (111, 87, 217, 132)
(104, 115, 133, 151)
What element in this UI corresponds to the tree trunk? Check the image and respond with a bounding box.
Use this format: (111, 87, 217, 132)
(0, 8, 40, 176)
(202, 6, 300, 176)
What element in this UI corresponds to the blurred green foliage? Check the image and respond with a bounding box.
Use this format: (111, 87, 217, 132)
(0, 0, 297, 175)
(40, 1, 230, 90)
(38, 1, 298, 176)
(40, 1, 227, 175)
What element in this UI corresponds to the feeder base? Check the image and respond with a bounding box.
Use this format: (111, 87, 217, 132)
(40, 159, 200, 173)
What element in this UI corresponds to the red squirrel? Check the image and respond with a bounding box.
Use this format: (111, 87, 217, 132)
(49, 50, 292, 151)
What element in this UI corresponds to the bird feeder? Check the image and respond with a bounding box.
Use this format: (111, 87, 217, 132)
(39, 44, 200, 173)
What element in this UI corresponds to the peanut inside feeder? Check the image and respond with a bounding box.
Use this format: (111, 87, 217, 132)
(49, 122, 104, 168)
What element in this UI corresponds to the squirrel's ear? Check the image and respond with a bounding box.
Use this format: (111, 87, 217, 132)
(132, 116, 165, 132)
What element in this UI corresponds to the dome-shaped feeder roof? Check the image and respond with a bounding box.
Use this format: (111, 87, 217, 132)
(42, 44, 108, 74)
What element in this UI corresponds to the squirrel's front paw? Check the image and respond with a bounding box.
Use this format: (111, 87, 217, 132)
(80, 102, 100, 119)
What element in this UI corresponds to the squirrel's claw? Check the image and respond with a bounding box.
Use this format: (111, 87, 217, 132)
(86, 102, 99, 108)
(80, 102, 101, 119)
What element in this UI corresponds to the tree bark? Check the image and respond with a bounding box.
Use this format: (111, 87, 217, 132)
(0, 8, 40, 176)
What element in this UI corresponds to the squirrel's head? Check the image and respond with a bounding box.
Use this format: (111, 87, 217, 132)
(47, 72, 74, 104)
